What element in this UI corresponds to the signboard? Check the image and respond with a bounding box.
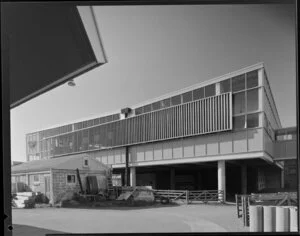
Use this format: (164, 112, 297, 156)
(112, 174, 122, 186)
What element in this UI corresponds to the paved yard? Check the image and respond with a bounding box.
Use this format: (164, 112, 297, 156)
(12, 203, 249, 235)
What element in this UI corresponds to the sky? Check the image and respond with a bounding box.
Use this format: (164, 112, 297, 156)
(10, 4, 296, 162)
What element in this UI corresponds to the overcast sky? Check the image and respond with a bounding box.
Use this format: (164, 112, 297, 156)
(10, 4, 296, 162)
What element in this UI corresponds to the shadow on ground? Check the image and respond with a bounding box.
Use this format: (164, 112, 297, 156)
(60, 201, 181, 211)
(12, 224, 66, 236)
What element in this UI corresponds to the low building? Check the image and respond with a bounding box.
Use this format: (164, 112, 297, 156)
(11, 154, 110, 204)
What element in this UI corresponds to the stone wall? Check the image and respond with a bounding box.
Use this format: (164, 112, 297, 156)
(51, 169, 108, 203)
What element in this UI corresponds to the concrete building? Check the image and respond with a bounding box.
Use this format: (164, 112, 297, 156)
(24, 63, 297, 201)
(11, 154, 110, 204)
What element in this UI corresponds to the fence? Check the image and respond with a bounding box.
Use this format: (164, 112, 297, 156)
(117, 187, 224, 204)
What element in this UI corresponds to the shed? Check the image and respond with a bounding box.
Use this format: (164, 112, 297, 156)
(11, 153, 110, 204)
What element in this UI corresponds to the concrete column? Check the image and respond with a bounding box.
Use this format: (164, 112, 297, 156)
(241, 164, 247, 194)
(215, 83, 221, 95)
(218, 160, 226, 202)
(130, 167, 136, 187)
(281, 169, 285, 189)
(170, 168, 175, 190)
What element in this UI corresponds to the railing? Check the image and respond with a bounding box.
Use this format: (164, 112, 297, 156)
(154, 190, 189, 204)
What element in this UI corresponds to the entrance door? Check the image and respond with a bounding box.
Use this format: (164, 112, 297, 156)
(44, 175, 50, 199)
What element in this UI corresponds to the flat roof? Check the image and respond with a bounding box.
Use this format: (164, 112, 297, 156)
(28, 62, 264, 134)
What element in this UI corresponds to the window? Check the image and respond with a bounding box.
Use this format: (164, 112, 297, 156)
(106, 115, 113, 122)
(182, 91, 193, 103)
(171, 95, 181, 106)
(232, 74, 245, 92)
(193, 87, 204, 100)
(67, 175, 76, 184)
(233, 115, 246, 130)
(161, 98, 171, 108)
(135, 107, 143, 115)
(33, 175, 39, 182)
(152, 101, 161, 111)
(247, 89, 259, 112)
(246, 70, 258, 88)
(84, 159, 89, 167)
(99, 116, 107, 124)
(247, 113, 259, 128)
(204, 84, 216, 97)
(143, 104, 152, 113)
(220, 79, 231, 93)
(233, 92, 245, 114)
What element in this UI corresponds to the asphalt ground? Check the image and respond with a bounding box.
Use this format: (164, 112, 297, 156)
(12, 203, 249, 235)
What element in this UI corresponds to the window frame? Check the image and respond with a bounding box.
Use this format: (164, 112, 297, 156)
(66, 174, 76, 184)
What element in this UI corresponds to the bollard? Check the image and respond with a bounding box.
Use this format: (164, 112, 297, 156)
(289, 207, 298, 232)
(263, 206, 276, 232)
(249, 205, 263, 232)
(275, 206, 289, 232)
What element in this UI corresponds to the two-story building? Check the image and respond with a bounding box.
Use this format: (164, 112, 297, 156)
(22, 62, 297, 201)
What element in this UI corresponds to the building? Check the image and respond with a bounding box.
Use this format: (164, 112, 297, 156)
(24, 62, 297, 201)
(11, 154, 110, 204)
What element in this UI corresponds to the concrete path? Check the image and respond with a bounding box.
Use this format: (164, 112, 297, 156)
(12, 203, 249, 234)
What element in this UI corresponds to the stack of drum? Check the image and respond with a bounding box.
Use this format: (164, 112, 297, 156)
(249, 205, 298, 232)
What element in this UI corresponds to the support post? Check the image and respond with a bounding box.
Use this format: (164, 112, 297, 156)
(241, 164, 247, 194)
(130, 166, 136, 187)
(125, 146, 129, 186)
(170, 168, 175, 190)
(281, 169, 285, 189)
(218, 160, 226, 202)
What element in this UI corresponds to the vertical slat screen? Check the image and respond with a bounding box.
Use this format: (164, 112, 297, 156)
(41, 92, 232, 155)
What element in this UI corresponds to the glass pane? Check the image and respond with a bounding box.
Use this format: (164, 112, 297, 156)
(182, 91, 193, 103)
(233, 115, 246, 129)
(247, 70, 258, 89)
(247, 113, 259, 128)
(143, 104, 152, 113)
(233, 92, 245, 114)
(204, 84, 216, 97)
(171, 95, 181, 106)
(152, 101, 161, 111)
(100, 116, 107, 124)
(220, 79, 231, 93)
(161, 98, 171, 108)
(193, 87, 204, 100)
(135, 107, 143, 115)
(247, 89, 259, 112)
(106, 115, 113, 122)
(232, 74, 245, 92)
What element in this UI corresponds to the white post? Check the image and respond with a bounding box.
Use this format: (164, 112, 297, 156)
(218, 160, 226, 202)
(130, 167, 136, 187)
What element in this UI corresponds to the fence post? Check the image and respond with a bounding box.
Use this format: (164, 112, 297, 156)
(186, 190, 189, 205)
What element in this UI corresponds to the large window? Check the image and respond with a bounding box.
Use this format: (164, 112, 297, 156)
(161, 98, 171, 108)
(143, 104, 152, 113)
(247, 89, 259, 112)
(233, 92, 245, 114)
(193, 87, 204, 100)
(171, 95, 181, 106)
(182, 91, 193, 103)
(247, 113, 259, 128)
(204, 84, 216, 97)
(246, 70, 258, 89)
(232, 74, 245, 92)
(220, 79, 231, 93)
(152, 101, 161, 111)
(233, 115, 246, 130)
